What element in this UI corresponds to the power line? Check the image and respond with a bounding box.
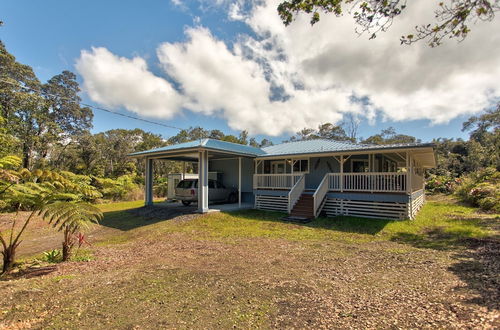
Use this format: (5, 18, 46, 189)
(0, 78, 184, 131)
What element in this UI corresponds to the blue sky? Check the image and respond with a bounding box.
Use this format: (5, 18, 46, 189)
(2, 0, 497, 143)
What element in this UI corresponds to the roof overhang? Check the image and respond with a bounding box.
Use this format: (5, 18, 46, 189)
(255, 145, 436, 168)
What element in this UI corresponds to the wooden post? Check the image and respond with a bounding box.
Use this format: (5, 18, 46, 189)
(238, 157, 242, 209)
(145, 158, 153, 206)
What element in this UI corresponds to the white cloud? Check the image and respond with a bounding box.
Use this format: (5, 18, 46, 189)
(76, 0, 500, 136)
(75, 47, 183, 119)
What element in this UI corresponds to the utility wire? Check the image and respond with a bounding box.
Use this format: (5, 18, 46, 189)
(0, 78, 184, 131)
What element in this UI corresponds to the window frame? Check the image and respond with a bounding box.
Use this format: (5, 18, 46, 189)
(292, 158, 310, 174)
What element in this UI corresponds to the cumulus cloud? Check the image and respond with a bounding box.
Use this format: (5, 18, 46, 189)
(76, 0, 500, 135)
(75, 47, 183, 119)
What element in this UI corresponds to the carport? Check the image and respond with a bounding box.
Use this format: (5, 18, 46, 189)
(129, 139, 263, 213)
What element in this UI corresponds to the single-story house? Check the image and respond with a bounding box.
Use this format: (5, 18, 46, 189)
(130, 138, 436, 220)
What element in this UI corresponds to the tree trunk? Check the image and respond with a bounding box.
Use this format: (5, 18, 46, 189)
(22, 142, 31, 169)
(2, 245, 16, 274)
(62, 229, 74, 262)
(62, 242, 72, 262)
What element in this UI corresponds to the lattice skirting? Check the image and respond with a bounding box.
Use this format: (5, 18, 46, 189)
(255, 194, 288, 212)
(408, 191, 425, 219)
(323, 198, 408, 220)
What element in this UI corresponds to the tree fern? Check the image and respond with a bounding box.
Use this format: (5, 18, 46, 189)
(40, 201, 103, 261)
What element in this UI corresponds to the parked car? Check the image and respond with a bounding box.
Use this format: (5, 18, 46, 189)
(175, 179, 238, 206)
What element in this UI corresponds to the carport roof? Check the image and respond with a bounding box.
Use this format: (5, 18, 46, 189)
(129, 138, 267, 157)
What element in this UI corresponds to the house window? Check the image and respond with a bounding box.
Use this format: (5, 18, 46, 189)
(351, 159, 369, 172)
(292, 159, 309, 173)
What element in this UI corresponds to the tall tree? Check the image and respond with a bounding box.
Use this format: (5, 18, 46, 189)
(277, 0, 499, 46)
(361, 127, 420, 145)
(1, 43, 93, 169)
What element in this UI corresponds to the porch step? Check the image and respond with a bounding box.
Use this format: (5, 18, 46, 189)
(290, 193, 314, 218)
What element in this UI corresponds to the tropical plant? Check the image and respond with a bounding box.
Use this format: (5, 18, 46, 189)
(40, 201, 102, 261)
(43, 249, 62, 263)
(0, 165, 101, 273)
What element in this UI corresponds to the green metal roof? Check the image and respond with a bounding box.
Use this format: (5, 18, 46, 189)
(129, 138, 434, 158)
(260, 139, 434, 157)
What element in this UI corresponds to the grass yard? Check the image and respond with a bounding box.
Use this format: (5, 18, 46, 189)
(0, 195, 498, 328)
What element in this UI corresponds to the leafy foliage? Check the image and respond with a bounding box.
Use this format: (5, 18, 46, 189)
(455, 167, 500, 212)
(277, 0, 500, 46)
(426, 175, 461, 194)
(41, 201, 102, 261)
(43, 249, 62, 263)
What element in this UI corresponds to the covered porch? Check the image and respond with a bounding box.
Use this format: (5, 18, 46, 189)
(253, 147, 435, 219)
(253, 150, 429, 194)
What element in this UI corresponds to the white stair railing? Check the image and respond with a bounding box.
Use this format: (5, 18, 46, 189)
(287, 174, 305, 213)
(313, 173, 329, 218)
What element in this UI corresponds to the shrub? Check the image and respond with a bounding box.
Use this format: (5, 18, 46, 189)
(455, 167, 500, 212)
(92, 175, 140, 201)
(426, 175, 461, 194)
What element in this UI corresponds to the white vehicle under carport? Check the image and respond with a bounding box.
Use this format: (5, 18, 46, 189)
(175, 179, 238, 206)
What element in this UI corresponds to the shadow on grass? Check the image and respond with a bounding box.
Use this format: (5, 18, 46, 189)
(449, 238, 500, 311)
(389, 223, 500, 311)
(227, 209, 392, 235)
(100, 204, 199, 231)
(1, 265, 57, 281)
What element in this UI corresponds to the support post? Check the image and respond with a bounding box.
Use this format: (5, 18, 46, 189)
(407, 152, 413, 219)
(238, 157, 242, 208)
(182, 161, 186, 180)
(340, 155, 344, 193)
(145, 158, 154, 206)
(197, 150, 209, 213)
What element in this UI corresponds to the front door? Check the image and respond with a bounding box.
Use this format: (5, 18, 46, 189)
(271, 161, 286, 174)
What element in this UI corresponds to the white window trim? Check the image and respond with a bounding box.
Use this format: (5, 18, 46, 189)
(291, 158, 310, 174)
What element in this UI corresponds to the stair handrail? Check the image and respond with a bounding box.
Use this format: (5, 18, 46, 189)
(288, 174, 305, 213)
(313, 173, 330, 218)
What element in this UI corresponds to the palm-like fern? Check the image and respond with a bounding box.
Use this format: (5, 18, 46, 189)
(41, 201, 103, 261)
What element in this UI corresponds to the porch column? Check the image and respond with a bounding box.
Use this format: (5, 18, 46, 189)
(238, 157, 242, 208)
(145, 158, 154, 206)
(340, 155, 344, 192)
(197, 150, 209, 213)
(182, 161, 186, 180)
(406, 152, 412, 194)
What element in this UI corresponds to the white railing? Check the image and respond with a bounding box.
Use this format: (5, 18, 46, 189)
(288, 175, 305, 213)
(313, 174, 329, 217)
(253, 174, 302, 189)
(327, 172, 407, 193)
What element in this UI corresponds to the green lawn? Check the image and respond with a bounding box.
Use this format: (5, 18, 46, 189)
(97, 195, 493, 247)
(0, 195, 498, 328)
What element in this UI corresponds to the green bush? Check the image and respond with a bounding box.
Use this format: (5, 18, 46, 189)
(154, 177, 168, 198)
(92, 175, 141, 201)
(455, 167, 500, 212)
(425, 175, 461, 194)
